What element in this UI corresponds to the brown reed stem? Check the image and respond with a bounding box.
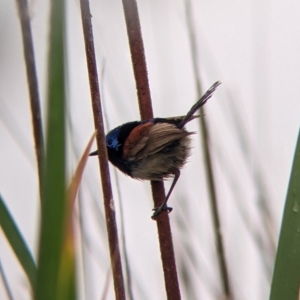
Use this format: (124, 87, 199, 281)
(79, 1, 126, 298)
(185, 0, 232, 298)
(16, 0, 44, 196)
(122, 0, 181, 299)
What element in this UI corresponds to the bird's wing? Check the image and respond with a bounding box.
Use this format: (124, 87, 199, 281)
(123, 122, 191, 161)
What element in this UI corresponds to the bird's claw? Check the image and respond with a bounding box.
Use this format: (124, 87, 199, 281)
(151, 205, 173, 220)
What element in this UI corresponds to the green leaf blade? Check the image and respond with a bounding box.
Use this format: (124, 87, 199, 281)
(270, 128, 300, 300)
(0, 195, 37, 290)
(34, 0, 75, 299)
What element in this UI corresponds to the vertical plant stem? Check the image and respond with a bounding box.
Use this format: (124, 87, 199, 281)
(16, 0, 44, 194)
(79, 0, 126, 299)
(185, 0, 232, 298)
(35, 0, 67, 298)
(121, 0, 181, 299)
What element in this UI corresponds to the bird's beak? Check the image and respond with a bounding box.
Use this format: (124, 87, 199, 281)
(89, 150, 98, 156)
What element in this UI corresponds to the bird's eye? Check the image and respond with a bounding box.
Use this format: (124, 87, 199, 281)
(107, 138, 113, 146)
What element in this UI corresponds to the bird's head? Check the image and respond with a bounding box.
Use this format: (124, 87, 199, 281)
(106, 127, 122, 151)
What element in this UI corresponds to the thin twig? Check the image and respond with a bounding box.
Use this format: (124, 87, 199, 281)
(121, 0, 181, 299)
(184, 0, 233, 298)
(16, 0, 44, 196)
(79, 0, 126, 299)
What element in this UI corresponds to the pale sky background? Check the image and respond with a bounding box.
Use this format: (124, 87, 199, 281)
(1, 0, 300, 299)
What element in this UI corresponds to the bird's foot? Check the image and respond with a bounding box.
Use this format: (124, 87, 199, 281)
(151, 205, 173, 220)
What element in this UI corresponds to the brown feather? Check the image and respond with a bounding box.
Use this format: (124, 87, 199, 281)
(125, 123, 192, 162)
(122, 123, 152, 159)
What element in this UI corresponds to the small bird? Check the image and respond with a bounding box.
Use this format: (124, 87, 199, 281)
(90, 81, 221, 219)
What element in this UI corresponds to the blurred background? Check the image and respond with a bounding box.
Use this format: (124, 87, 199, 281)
(1, 0, 300, 299)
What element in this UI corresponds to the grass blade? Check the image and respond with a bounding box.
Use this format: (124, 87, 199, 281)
(57, 133, 96, 300)
(35, 0, 71, 298)
(0, 195, 36, 290)
(270, 128, 300, 299)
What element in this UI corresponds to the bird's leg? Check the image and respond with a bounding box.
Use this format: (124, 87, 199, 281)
(151, 169, 180, 219)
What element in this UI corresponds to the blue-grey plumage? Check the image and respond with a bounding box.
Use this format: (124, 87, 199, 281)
(90, 81, 221, 218)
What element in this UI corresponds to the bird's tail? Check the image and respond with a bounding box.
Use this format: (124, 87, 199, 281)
(178, 81, 221, 129)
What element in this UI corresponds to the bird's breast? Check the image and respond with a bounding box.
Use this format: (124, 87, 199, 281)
(130, 134, 192, 181)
